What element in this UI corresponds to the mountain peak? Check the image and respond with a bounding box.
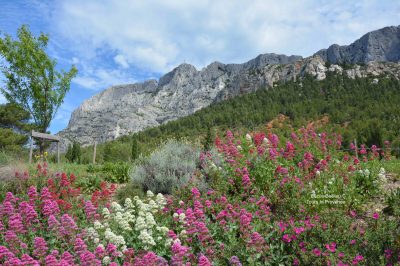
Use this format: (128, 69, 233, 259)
(315, 25, 400, 64)
(56, 25, 400, 151)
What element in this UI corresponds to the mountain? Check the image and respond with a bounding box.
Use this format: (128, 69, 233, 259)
(56, 26, 400, 151)
(314, 26, 400, 64)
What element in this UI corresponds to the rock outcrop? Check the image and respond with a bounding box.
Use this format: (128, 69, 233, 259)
(56, 26, 400, 151)
(315, 26, 400, 64)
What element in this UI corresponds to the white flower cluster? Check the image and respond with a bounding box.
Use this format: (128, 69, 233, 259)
(104, 228, 126, 247)
(378, 167, 386, 180)
(358, 169, 370, 177)
(86, 191, 171, 256)
(246, 134, 252, 142)
(374, 167, 387, 188)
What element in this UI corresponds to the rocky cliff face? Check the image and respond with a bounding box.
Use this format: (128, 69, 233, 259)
(57, 26, 400, 151)
(315, 26, 400, 64)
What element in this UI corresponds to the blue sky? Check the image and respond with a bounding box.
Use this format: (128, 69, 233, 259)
(0, 0, 399, 134)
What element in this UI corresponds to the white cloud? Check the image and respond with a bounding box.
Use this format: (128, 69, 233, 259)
(114, 54, 129, 69)
(73, 65, 137, 90)
(52, 0, 400, 76)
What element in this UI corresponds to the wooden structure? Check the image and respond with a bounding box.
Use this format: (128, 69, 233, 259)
(29, 130, 61, 164)
(93, 141, 97, 164)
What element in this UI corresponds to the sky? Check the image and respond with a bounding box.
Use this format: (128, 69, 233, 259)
(0, 0, 399, 134)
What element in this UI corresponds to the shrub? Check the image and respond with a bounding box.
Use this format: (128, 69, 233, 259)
(0, 150, 12, 166)
(130, 140, 200, 194)
(86, 162, 130, 184)
(115, 183, 144, 203)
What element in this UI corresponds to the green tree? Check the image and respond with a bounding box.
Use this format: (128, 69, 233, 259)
(65, 141, 81, 163)
(0, 103, 34, 150)
(72, 141, 81, 163)
(103, 142, 112, 162)
(131, 137, 140, 161)
(0, 25, 77, 149)
(202, 126, 214, 151)
(65, 143, 73, 162)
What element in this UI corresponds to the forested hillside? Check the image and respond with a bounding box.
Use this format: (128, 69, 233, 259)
(81, 72, 400, 163)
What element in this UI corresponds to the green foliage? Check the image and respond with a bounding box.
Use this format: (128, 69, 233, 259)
(74, 174, 103, 193)
(202, 126, 214, 151)
(0, 128, 28, 151)
(385, 188, 400, 217)
(130, 140, 200, 194)
(0, 25, 77, 133)
(65, 141, 81, 163)
(86, 162, 129, 183)
(0, 151, 12, 166)
(131, 137, 140, 161)
(81, 73, 400, 162)
(0, 103, 34, 150)
(115, 183, 144, 204)
(99, 140, 132, 163)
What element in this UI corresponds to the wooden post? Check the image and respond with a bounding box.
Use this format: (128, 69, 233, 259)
(354, 139, 359, 160)
(57, 142, 60, 164)
(93, 142, 97, 164)
(29, 136, 33, 164)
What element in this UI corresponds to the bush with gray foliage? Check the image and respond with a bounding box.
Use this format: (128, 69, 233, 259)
(130, 140, 200, 194)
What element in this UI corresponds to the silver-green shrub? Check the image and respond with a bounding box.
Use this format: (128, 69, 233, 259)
(130, 140, 200, 194)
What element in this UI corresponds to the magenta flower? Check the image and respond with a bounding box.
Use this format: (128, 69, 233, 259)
(352, 254, 364, 265)
(79, 250, 100, 266)
(48, 215, 60, 232)
(384, 249, 393, 259)
(294, 227, 305, 235)
(2, 201, 15, 216)
(21, 254, 39, 265)
(229, 256, 242, 266)
(171, 241, 190, 265)
(74, 238, 87, 256)
(61, 251, 74, 264)
(372, 212, 379, 220)
(84, 200, 98, 220)
(19, 201, 39, 225)
(134, 251, 159, 265)
(282, 234, 291, 243)
(45, 255, 58, 266)
(239, 211, 252, 228)
(198, 254, 212, 266)
(0, 246, 11, 260)
(95, 245, 106, 259)
(242, 173, 251, 187)
(8, 213, 26, 234)
(278, 221, 287, 232)
(191, 187, 201, 198)
(269, 134, 279, 147)
(40, 187, 53, 201)
(60, 214, 78, 238)
(42, 200, 60, 217)
(312, 248, 321, 256)
(33, 237, 48, 258)
(325, 242, 336, 253)
(106, 243, 118, 257)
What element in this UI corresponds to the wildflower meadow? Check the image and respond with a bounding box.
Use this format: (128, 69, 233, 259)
(0, 125, 399, 265)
